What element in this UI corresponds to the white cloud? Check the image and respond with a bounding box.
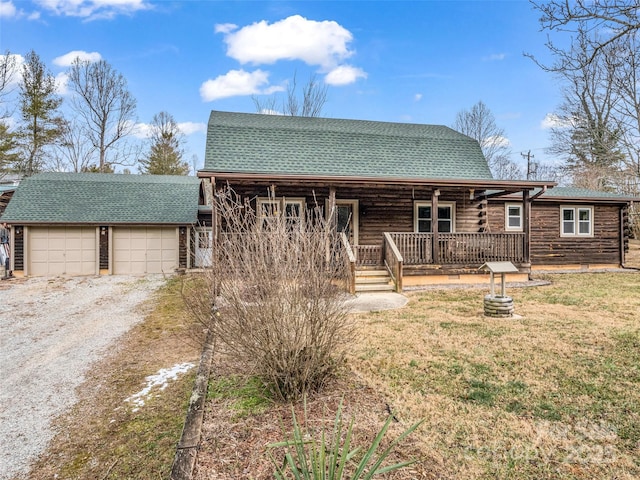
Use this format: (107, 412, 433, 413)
(55, 72, 69, 94)
(53, 50, 102, 67)
(219, 15, 354, 69)
(132, 121, 207, 139)
(541, 113, 571, 129)
(214, 22, 237, 34)
(177, 122, 206, 135)
(483, 53, 506, 61)
(324, 65, 367, 86)
(35, 0, 151, 20)
(482, 135, 510, 148)
(200, 69, 274, 102)
(132, 122, 151, 139)
(256, 109, 282, 116)
(0, 0, 16, 17)
(414, 93, 423, 102)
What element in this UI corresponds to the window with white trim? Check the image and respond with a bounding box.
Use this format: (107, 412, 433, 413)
(505, 203, 523, 231)
(257, 197, 304, 230)
(414, 202, 455, 233)
(560, 206, 593, 237)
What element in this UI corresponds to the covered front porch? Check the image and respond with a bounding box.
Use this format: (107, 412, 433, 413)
(344, 232, 529, 293)
(198, 175, 554, 292)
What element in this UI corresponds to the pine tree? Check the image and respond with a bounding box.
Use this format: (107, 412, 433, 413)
(139, 112, 189, 175)
(16, 50, 63, 176)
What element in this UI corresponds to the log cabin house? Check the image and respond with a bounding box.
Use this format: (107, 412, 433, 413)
(196, 111, 634, 293)
(0, 111, 633, 286)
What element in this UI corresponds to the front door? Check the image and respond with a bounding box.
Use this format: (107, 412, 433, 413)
(195, 227, 213, 267)
(335, 200, 358, 244)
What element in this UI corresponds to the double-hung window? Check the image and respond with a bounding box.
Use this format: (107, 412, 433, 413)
(414, 202, 455, 233)
(560, 206, 593, 237)
(505, 203, 523, 231)
(257, 197, 304, 230)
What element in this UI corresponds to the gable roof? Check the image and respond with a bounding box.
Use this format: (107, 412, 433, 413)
(203, 110, 494, 181)
(1, 173, 201, 225)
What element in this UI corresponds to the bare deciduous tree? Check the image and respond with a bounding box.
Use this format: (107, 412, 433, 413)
(530, 0, 640, 70)
(608, 34, 640, 197)
(452, 101, 519, 179)
(182, 187, 352, 401)
(0, 51, 20, 176)
(253, 73, 328, 117)
(0, 51, 19, 113)
(53, 118, 96, 172)
(546, 35, 625, 190)
(67, 58, 137, 172)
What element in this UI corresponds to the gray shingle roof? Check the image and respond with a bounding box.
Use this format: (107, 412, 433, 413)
(1, 173, 200, 224)
(203, 111, 493, 180)
(541, 187, 635, 199)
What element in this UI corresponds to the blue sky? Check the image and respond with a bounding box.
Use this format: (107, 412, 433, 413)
(1, 0, 564, 174)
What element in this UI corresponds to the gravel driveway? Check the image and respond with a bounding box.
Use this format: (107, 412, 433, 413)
(0, 275, 166, 480)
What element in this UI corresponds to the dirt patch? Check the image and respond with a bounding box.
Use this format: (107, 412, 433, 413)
(0, 275, 166, 480)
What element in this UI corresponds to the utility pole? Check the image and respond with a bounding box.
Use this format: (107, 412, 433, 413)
(522, 150, 536, 180)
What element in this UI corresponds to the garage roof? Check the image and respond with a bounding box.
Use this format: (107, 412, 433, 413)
(1, 173, 201, 225)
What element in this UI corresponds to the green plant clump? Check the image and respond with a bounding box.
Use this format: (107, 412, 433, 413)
(268, 401, 423, 479)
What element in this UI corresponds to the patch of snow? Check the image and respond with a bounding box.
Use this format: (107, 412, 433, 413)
(125, 362, 195, 412)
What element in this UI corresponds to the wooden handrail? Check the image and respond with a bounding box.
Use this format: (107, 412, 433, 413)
(340, 232, 356, 295)
(383, 232, 403, 292)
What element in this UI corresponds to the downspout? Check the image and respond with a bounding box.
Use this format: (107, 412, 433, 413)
(523, 189, 531, 268)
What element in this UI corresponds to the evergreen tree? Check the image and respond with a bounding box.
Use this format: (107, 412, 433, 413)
(0, 121, 19, 174)
(139, 112, 189, 175)
(16, 50, 63, 176)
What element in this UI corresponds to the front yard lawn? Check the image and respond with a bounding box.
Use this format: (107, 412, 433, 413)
(197, 269, 640, 479)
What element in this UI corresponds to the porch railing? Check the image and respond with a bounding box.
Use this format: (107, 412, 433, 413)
(353, 244, 383, 266)
(388, 232, 526, 265)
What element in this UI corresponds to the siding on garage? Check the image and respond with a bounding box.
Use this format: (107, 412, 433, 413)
(112, 227, 178, 274)
(27, 226, 98, 276)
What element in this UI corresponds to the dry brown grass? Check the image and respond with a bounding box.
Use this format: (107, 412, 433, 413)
(195, 270, 640, 480)
(23, 276, 201, 480)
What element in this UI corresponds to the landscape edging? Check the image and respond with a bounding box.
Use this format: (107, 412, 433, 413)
(170, 331, 215, 480)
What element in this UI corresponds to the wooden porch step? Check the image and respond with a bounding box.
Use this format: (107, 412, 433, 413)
(355, 269, 388, 276)
(354, 268, 393, 293)
(355, 283, 395, 293)
(355, 275, 390, 284)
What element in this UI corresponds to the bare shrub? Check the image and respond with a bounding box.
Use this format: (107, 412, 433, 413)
(183, 187, 353, 401)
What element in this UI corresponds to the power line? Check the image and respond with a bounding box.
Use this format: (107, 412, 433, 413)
(521, 150, 536, 179)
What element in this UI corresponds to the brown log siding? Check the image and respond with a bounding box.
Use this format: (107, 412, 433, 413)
(219, 183, 487, 246)
(489, 202, 622, 265)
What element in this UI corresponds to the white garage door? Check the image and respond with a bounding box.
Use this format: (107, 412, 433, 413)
(113, 227, 178, 274)
(28, 227, 97, 276)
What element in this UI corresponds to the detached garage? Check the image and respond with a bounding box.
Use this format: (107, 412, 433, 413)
(1, 173, 201, 277)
